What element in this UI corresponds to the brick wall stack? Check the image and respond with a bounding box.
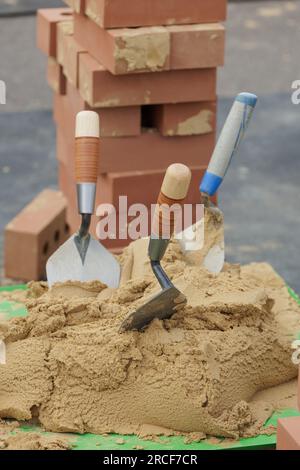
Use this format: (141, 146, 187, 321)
(37, 0, 227, 252)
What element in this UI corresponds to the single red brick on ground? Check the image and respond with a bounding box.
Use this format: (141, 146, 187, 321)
(4, 190, 69, 281)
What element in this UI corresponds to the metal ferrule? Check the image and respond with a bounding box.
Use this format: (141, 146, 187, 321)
(150, 260, 173, 290)
(148, 237, 170, 263)
(77, 183, 96, 215)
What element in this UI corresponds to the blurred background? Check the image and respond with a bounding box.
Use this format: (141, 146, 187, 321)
(0, 0, 299, 291)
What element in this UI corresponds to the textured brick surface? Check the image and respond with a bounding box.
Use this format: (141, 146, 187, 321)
(85, 0, 227, 29)
(4, 189, 69, 281)
(74, 13, 224, 75)
(64, 0, 85, 14)
(277, 417, 300, 450)
(79, 52, 217, 108)
(74, 12, 170, 75)
(54, 83, 141, 137)
(63, 35, 86, 87)
(47, 57, 66, 95)
(169, 23, 225, 70)
(37, 8, 73, 58)
(56, 20, 74, 66)
(97, 168, 206, 208)
(56, 111, 216, 173)
(153, 101, 217, 137)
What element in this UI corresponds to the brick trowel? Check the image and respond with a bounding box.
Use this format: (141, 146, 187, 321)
(177, 92, 257, 273)
(46, 111, 120, 288)
(120, 163, 192, 332)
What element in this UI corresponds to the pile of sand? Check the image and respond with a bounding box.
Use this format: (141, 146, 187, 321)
(0, 238, 299, 440)
(0, 431, 70, 451)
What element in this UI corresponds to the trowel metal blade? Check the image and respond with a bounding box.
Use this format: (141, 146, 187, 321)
(46, 235, 120, 289)
(120, 287, 187, 332)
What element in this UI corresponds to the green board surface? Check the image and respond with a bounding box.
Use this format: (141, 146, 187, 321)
(1, 284, 300, 450)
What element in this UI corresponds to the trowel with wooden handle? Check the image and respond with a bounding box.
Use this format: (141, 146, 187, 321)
(120, 163, 192, 332)
(177, 92, 257, 273)
(46, 111, 120, 288)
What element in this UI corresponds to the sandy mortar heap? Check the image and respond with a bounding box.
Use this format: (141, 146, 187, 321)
(0, 236, 300, 441)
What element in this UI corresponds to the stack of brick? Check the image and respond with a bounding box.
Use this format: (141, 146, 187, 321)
(37, 0, 227, 252)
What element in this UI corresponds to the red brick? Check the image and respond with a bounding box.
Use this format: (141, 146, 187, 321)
(63, 35, 86, 87)
(64, 0, 85, 14)
(4, 190, 69, 281)
(169, 23, 225, 70)
(54, 83, 141, 137)
(97, 168, 205, 208)
(47, 57, 66, 95)
(56, 21, 74, 66)
(79, 53, 217, 108)
(74, 12, 170, 75)
(277, 417, 300, 450)
(37, 8, 73, 58)
(153, 101, 217, 137)
(56, 111, 216, 173)
(85, 0, 227, 29)
(74, 13, 224, 75)
(99, 131, 215, 173)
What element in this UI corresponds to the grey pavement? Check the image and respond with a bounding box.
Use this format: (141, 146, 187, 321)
(219, 94, 300, 292)
(0, 1, 299, 291)
(0, 0, 63, 16)
(218, 0, 300, 95)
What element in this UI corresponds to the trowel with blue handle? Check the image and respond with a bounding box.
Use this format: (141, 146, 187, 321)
(177, 92, 257, 273)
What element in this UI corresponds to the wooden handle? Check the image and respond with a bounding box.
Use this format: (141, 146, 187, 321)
(153, 164, 191, 238)
(75, 111, 100, 184)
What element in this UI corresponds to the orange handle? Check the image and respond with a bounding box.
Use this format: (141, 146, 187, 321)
(75, 111, 100, 184)
(75, 137, 99, 183)
(152, 164, 192, 238)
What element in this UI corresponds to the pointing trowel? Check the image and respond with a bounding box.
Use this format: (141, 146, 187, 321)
(177, 92, 257, 273)
(46, 111, 120, 288)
